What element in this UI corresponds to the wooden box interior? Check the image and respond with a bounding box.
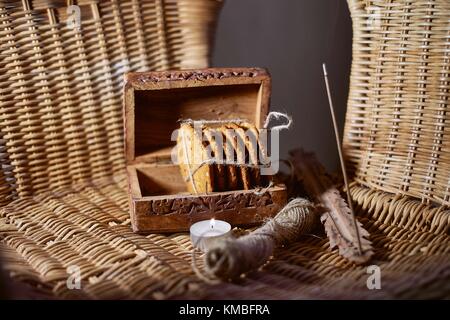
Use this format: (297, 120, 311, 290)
(134, 164, 186, 197)
(134, 84, 263, 162)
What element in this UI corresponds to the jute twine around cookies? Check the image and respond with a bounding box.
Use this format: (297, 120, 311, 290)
(196, 198, 317, 281)
(179, 112, 292, 194)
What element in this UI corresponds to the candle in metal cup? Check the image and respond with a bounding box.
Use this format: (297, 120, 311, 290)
(190, 218, 231, 252)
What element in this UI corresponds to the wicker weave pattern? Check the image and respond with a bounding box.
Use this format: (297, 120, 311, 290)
(344, 0, 450, 206)
(0, 177, 448, 299)
(0, 0, 449, 300)
(0, 0, 221, 202)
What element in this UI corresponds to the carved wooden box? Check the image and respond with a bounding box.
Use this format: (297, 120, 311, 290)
(123, 68, 287, 233)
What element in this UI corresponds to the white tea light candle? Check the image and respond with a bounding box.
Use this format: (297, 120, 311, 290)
(190, 218, 231, 252)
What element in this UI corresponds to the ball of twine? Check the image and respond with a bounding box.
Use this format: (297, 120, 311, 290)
(202, 198, 317, 281)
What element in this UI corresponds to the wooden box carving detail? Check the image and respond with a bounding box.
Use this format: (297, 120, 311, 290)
(146, 192, 275, 216)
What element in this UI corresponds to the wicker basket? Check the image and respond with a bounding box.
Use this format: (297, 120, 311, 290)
(344, 0, 450, 207)
(0, 0, 448, 299)
(0, 0, 221, 204)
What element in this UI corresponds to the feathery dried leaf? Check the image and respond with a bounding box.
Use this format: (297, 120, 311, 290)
(289, 148, 373, 264)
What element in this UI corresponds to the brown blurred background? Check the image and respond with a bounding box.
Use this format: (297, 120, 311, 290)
(212, 0, 352, 170)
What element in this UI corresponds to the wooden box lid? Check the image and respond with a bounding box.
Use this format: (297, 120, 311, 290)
(123, 68, 271, 165)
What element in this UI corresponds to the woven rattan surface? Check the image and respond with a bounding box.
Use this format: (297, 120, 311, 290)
(0, 177, 448, 299)
(0, 0, 449, 299)
(0, 0, 221, 203)
(343, 0, 450, 207)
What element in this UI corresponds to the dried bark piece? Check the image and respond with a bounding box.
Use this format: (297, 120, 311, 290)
(290, 148, 373, 264)
(320, 188, 372, 264)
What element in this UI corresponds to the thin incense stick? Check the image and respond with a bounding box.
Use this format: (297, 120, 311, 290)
(322, 63, 363, 255)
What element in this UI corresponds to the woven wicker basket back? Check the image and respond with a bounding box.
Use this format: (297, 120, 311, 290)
(0, 0, 222, 205)
(344, 0, 450, 206)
